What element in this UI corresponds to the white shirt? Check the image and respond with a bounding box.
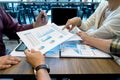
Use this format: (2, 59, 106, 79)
(80, 1, 120, 39)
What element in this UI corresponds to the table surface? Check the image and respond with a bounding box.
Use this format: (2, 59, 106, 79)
(0, 57, 120, 75)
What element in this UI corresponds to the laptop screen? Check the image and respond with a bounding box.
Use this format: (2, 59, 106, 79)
(51, 7, 78, 25)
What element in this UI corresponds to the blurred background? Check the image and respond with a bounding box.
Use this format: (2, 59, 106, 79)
(0, 0, 103, 54)
(0, 0, 104, 24)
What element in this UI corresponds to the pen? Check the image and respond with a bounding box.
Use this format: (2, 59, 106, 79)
(41, 14, 46, 22)
(59, 44, 64, 57)
(59, 45, 62, 54)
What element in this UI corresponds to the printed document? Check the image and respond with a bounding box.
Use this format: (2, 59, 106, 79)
(60, 40, 111, 58)
(10, 42, 60, 57)
(17, 23, 74, 54)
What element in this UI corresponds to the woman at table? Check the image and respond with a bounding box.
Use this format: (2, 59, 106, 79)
(63, 0, 120, 39)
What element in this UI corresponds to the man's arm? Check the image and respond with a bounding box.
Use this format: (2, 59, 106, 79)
(110, 39, 120, 56)
(37, 69, 51, 80)
(0, 7, 33, 39)
(77, 32, 120, 57)
(0, 7, 48, 39)
(24, 49, 51, 80)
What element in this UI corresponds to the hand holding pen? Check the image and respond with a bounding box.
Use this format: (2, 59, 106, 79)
(41, 13, 46, 22)
(33, 10, 48, 28)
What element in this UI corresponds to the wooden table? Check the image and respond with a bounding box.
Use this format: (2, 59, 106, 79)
(0, 57, 120, 80)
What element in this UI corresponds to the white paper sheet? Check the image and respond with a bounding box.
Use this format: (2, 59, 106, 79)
(57, 25, 82, 41)
(10, 42, 60, 57)
(17, 23, 74, 54)
(60, 40, 111, 58)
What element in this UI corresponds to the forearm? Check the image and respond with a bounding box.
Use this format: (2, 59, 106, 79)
(0, 7, 33, 31)
(1, 7, 33, 39)
(79, 12, 96, 31)
(24, 49, 51, 80)
(37, 69, 51, 80)
(88, 37, 111, 53)
(15, 24, 33, 32)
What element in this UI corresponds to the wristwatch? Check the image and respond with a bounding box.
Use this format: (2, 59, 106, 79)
(35, 64, 50, 73)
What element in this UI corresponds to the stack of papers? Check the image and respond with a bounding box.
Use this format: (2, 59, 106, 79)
(60, 40, 111, 58)
(15, 23, 111, 58)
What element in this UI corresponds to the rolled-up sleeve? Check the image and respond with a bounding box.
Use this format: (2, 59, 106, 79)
(0, 7, 33, 56)
(0, 7, 33, 39)
(110, 38, 120, 56)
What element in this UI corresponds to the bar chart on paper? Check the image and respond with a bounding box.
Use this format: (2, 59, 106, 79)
(60, 40, 111, 58)
(17, 23, 74, 54)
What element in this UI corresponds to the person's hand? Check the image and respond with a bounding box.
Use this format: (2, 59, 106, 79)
(24, 49, 45, 68)
(77, 32, 92, 45)
(33, 11, 48, 28)
(0, 55, 21, 69)
(62, 17, 82, 31)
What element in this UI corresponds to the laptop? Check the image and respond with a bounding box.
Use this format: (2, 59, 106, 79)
(51, 7, 78, 25)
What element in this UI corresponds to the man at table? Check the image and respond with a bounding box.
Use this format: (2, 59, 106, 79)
(77, 32, 120, 65)
(0, 7, 48, 56)
(77, 32, 120, 56)
(0, 49, 51, 80)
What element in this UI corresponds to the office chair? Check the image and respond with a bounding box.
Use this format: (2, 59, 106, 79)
(51, 7, 78, 25)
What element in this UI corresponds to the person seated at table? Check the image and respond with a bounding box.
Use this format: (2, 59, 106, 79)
(0, 49, 51, 80)
(77, 32, 120, 57)
(0, 7, 48, 56)
(24, 49, 51, 80)
(63, 0, 120, 39)
(0, 55, 21, 69)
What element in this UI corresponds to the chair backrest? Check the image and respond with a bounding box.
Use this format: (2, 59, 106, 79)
(51, 7, 78, 25)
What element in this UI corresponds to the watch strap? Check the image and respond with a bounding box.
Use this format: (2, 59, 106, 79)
(35, 64, 50, 73)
